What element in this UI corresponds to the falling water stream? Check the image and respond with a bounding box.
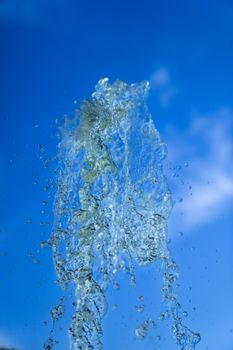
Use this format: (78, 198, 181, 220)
(44, 78, 200, 350)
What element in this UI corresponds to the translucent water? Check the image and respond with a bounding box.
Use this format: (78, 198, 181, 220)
(47, 78, 200, 350)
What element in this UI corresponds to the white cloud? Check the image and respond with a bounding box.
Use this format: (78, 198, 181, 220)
(166, 108, 233, 231)
(149, 67, 178, 107)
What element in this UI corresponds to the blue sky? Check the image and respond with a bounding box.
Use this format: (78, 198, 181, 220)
(0, 0, 233, 349)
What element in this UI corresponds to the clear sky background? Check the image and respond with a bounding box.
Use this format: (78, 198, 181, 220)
(0, 1, 233, 349)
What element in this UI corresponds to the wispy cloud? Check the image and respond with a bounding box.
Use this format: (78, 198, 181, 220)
(166, 108, 233, 231)
(149, 67, 178, 107)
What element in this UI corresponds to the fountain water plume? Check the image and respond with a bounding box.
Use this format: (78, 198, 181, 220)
(48, 78, 200, 350)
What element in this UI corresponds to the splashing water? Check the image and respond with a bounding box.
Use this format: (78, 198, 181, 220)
(48, 78, 201, 350)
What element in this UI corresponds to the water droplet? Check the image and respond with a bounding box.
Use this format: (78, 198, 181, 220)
(28, 252, 40, 264)
(40, 240, 50, 249)
(113, 282, 120, 290)
(50, 304, 65, 321)
(135, 320, 155, 339)
(135, 305, 144, 313)
(137, 295, 144, 302)
(135, 321, 149, 339)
